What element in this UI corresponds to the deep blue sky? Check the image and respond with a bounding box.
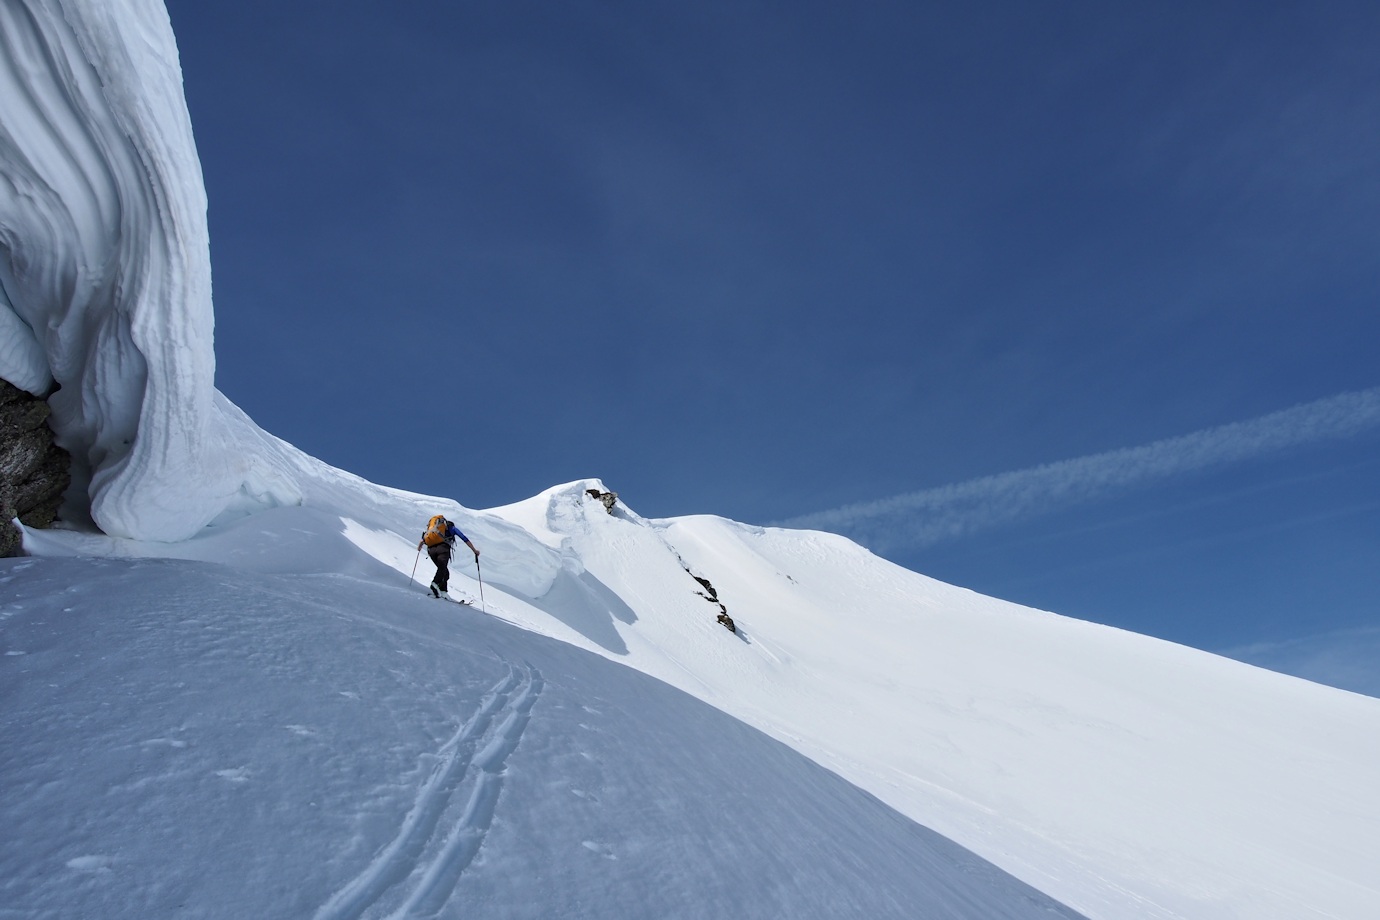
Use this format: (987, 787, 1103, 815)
(164, 1, 1380, 687)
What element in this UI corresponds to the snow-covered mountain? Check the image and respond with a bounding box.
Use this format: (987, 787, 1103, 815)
(3, 3, 1379, 918)
(2, 527, 1087, 920)
(9, 432, 1380, 918)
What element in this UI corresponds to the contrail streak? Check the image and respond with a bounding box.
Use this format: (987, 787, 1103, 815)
(778, 387, 1380, 552)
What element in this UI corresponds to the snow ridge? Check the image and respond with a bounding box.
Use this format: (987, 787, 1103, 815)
(3, 2, 1377, 916)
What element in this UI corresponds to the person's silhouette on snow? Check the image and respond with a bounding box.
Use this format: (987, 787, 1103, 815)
(419, 514, 479, 599)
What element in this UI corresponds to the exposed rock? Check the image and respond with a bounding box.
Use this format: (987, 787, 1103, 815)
(687, 569, 735, 632)
(1, 379, 71, 556)
(586, 489, 618, 514)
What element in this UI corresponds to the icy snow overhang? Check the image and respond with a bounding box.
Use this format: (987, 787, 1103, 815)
(0, 0, 237, 541)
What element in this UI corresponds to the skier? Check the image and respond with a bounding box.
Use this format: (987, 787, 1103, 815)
(418, 514, 479, 599)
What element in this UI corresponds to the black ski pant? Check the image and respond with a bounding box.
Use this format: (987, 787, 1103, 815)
(427, 542, 452, 592)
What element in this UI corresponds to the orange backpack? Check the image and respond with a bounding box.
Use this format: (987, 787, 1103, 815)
(423, 515, 449, 547)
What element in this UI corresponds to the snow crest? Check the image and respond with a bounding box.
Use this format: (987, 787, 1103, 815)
(0, 0, 238, 540)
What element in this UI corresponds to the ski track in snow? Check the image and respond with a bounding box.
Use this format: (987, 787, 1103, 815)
(314, 661, 543, 920)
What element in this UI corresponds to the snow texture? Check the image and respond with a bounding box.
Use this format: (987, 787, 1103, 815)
(2, 551, 1085, 920)
(9, 471, 1380, 919)
(3, 3, 1380, 918)
(0, 0, 239, 541)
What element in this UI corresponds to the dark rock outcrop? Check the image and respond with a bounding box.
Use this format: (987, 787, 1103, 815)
(586, 489, 618, 514)
(1, 379, 71, 556)
(688, 570, 735, 632)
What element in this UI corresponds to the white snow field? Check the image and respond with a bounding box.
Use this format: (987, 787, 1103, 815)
(7, 458, 1380, 919)
(0, 544, 1085, 920)
(3, 1, 1380, 918)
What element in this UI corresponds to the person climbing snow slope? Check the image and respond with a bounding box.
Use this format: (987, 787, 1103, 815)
(418, 514, 479, 599)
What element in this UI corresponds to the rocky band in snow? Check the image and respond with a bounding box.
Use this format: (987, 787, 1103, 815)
(0, 380, 70, 556)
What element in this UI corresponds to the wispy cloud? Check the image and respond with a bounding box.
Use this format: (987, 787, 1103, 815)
(779, 387, 1380, 552)
(1224, 627, 1380, 699)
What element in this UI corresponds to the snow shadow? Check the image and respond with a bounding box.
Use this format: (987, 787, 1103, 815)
(519, 567, 636, 655)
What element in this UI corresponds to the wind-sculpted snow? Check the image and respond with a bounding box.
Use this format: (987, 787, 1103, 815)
(16, 465, 1380, 919)
(0, 0, 606, 565)
(0, 555, 1087, 919)
(0, 0, 238, 541)
(487, 484, 1380, 920)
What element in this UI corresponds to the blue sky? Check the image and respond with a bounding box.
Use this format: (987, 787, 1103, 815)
(164, 1, 1380, 690)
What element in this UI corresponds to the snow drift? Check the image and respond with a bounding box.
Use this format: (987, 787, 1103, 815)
(4, 3, 1380, 918)
(14, 462, 1380, 919)
(1, 552, 1086, 920)
(0, 0, 270, 541)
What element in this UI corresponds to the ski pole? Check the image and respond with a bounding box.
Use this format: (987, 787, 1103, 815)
(475, 555, 486, 613)
(408, 545, 421, 589)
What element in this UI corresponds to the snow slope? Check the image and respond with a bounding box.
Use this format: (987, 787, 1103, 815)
(3, 1, 1378, 917)
(10, 430, 1380, 919)
(2, 550, 1083, 919)
(492, 483, 1380, 920)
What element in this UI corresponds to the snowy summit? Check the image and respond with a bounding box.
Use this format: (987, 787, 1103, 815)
(3, 2, 1379, 919)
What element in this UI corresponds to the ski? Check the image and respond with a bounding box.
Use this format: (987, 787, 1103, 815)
(422, 591, 474, 606)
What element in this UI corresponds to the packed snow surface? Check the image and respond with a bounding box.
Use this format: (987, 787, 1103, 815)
(2, 554, 1084, 920)
(8, 419, 1380, 918)
(4, 1, 1380, 917)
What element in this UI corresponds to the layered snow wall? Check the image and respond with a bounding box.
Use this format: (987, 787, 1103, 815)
(0, 0, 242, 540)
